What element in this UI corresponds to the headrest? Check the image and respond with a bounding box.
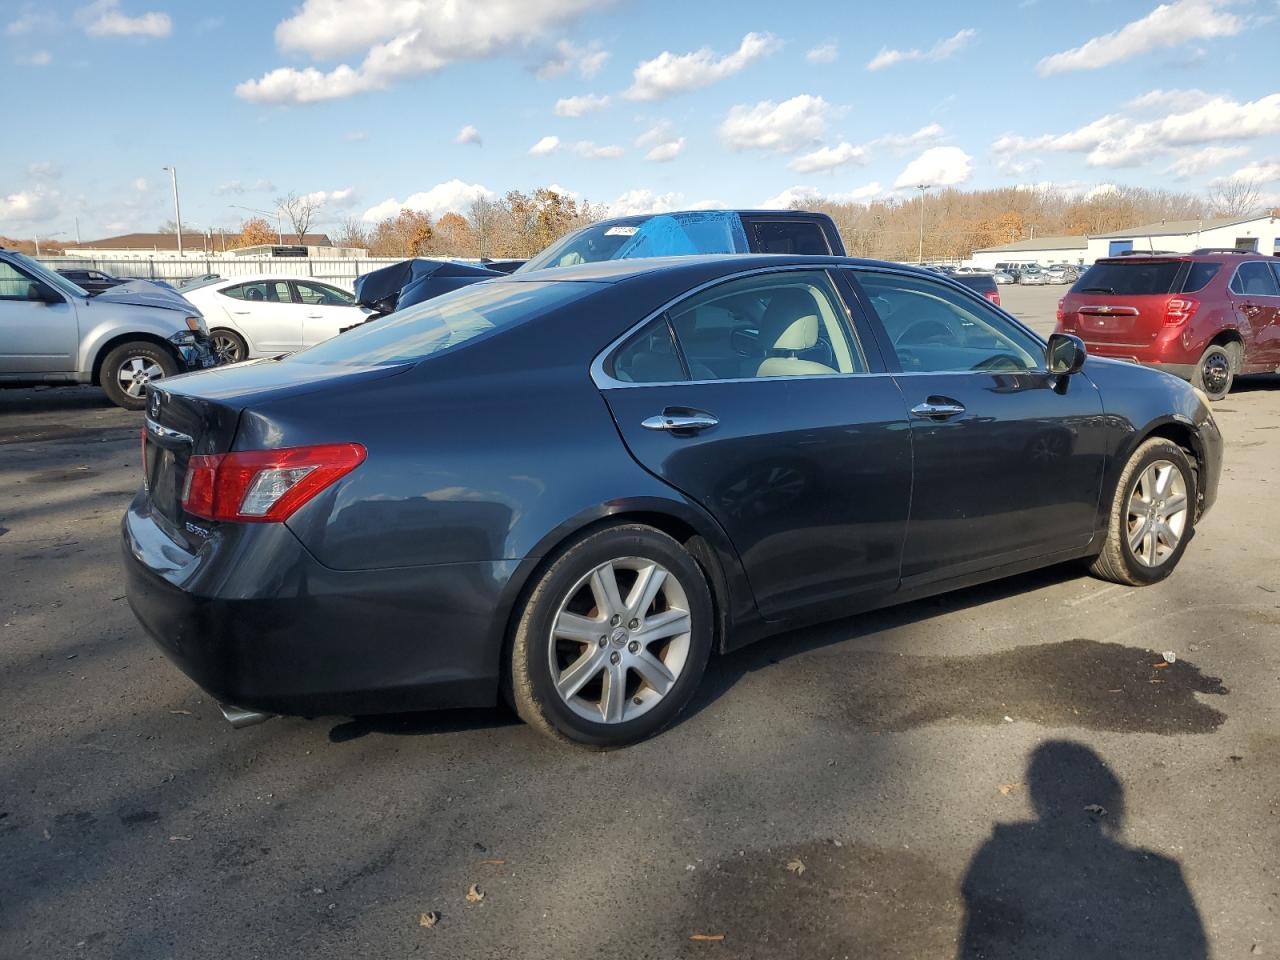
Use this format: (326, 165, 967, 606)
(760, 288, 821, 352)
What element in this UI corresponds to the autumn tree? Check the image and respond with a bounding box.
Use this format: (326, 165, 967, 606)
(232, 217, 276, 249)
(433, 212, 475, 257)
(334, 216, 369, 250)
(368, 209, 434, 257)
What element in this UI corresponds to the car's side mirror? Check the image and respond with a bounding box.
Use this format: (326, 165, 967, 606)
(27, 282, 62, 305)
(1046, 332, 1087, 376)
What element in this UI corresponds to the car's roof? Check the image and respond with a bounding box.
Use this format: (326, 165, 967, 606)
(192, 273, 323, 287)
(496, 253, 933, 284)
(1095, 251, 1277, 265)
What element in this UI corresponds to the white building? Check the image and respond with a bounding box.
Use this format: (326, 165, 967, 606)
(59, 231, 363, 260)
(1086, 214, 1280, 261)
(970, 235, 1088, 270)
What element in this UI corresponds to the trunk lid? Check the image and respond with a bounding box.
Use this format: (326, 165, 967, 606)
(1059, 258, 1187, 345)
(141, 357, 411, 547)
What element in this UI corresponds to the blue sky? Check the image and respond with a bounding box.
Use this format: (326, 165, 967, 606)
(3, 0, 1278, 240)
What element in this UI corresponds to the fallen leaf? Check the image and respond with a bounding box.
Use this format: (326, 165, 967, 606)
(997, 782, 1023, 796)
(466, 883, 484, 903)
(418, 911, 439, 928)
(785, 858, 806, 876)
(477, 858, 505, 866)
(1151, 662, 1169, 669)
(689, 933, 725, 942)
(1150, 678, 1164, 684)
(1083, 804, 1108, 817)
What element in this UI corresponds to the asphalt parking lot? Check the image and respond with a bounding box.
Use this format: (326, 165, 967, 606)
(2, 283, 1278, 959)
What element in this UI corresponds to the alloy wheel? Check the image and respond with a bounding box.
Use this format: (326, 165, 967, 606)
(547, 557, 692, 724)
(1125, 460, 1188, 567)
(212, 333, 244, 363)
(117, 356, 166, 399)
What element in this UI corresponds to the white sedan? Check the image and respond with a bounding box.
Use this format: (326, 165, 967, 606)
(179, 274, 369, 362)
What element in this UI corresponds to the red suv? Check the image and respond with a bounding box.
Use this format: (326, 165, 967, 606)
(1055, 250, 1280, 399)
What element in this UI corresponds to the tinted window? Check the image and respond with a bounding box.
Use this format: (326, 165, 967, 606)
(954, 274, 997, 296)
(294, 281, 355, 306)
(746, 219, 830, 255)
(221, 280, 292, 303)
(289, 280, 598, 366)
(1073, 261, 1181, 295)
(609, 319, 684, 383)
(1181, 262, 1220, 293)
(854, 271, 1042, 373)
(1229, 261, 1280, 297)
(664, 270, 863, 381)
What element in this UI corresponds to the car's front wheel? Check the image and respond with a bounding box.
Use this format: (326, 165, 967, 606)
(1089, 437, 1196, 586)
(100, 341, 178, 411)
(509, 524, 714, 747)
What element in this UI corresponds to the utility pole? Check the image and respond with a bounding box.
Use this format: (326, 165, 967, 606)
(916, 184, 931, 263)
(74, 216, 81, 244)
(162, 165, 184, 256)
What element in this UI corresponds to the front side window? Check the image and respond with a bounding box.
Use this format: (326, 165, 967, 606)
(294, 281, 355, 306)
(853, 270, 1042, 373)
(1229, 261, 1280, 297)
(0, 261, 38, 301)
(612, 270, 864, 382)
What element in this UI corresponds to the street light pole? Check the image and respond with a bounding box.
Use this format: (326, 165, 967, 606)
(162, 166, 184, 257)
(916, 184, 931, 264)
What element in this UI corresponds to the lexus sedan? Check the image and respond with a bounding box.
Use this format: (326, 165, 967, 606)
(123, 255, 1222, 747)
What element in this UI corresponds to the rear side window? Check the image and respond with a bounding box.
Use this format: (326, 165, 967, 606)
(745, 219, 831, 255)
(221, 280, 292, 303)
(1073, 261, 1181, 295)
(610, 320, 685, 383)
(289, 280, 599, 365)
(1181, 262, 1220, 293)
(1229, 261, 1280, 297)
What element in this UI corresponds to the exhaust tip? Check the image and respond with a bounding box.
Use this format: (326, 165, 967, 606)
(218, 703, 274, 729)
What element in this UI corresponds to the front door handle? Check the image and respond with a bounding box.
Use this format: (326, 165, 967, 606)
(910, 398, 966, 421)
(641, 410, 719, 433)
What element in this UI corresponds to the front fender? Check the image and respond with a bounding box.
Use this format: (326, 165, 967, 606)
(76, 300, 193, 374)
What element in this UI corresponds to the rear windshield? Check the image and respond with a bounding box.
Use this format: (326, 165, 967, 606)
(286, 279, 598, 365)
(1073, 260, 1182, 296)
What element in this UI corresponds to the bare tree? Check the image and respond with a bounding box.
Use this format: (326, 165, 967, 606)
(466, 197, 503, 259)
(1206, 178, 1262, 218)
(275, 191, 321, 242)
(334, 216, 369, 250)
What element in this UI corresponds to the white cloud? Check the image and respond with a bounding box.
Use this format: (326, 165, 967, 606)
(17, 50, 52, 66)
(761, 182, 882, 208)
(995, 93, 1280, 168)
(1127, 88, 1216, 112)
(0, 185, 61, 224)
(132, 177, 148, 192)
(300, 187, 359, 209)
(554, 93, 610, 117)
(719, 94, 832, 153)
(529, 135, 561, 156)
(806, 42, 837, 64)
(344, 130, 369, 142)
(645, 138, 686, 162)
(1038, 0, 1242, 75)
(872, 123, 945, 150)
(215, 178, 276, 196)
(535, 39, 609, 79)
(624, 32, 779, 101)
(571, 140, 623, 159)
(361, 179, 495, 223)
(867, 28, 975, 71)
(455, 124, 482, 146)
(27, 161, 61, 179)
(894, 146, 973, 187)
(6, 10, 59, 34)
(1165, 145, 1249, 178)
(1220, 158, 1280, 184)
(77, 0, 171, 38)
(788, 142, 869, 173)
(239, 0, 599, 104)
(608, 189, 685, 216)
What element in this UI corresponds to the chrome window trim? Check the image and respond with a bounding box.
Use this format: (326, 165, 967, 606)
(590, 264, 870, 390)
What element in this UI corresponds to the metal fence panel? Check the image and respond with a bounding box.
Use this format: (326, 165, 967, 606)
(35, 257, 408, 289)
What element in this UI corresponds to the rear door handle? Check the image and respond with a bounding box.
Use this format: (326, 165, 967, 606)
(641, 410, 719, 433)
(910, 398, 966, 421)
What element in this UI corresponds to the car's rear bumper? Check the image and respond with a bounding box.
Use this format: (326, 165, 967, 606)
(1077, 343, 1196, 380)
(122, 497, 510, 716)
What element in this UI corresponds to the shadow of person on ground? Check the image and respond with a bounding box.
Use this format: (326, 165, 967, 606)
(959, 741, 1207, 960)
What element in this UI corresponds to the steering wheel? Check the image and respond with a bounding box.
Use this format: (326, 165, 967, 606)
(895, 318, 959, 346)
(973, 353, 1025, 372)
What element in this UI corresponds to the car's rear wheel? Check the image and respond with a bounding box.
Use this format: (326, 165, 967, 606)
(509, 524, 713, 747)
(210, 328, 248, 364)
(1089, 438, 1196, 586)
(1191, 343, 1235, 401)
(100, 341, 178, 411)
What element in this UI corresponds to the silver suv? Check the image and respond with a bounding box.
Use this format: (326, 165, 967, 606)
(0, 248, 217, 409)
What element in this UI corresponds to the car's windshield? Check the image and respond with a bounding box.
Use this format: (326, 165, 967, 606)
(287, 279, 601, 366)
(12, 253, 89, 298)
(516, 211, 750, 273)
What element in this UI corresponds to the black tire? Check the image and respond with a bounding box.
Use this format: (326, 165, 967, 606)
(100, 341, 178, 411)
(1089, 438, 1197, 586)
(1191, 343, 1235, 401)
(210, 328, 248, 364)
(509, 523, 714, 748)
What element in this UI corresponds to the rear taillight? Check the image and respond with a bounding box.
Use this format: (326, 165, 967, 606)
(1055, 298, 1065, 323)
(1165, 297, 1199, 326)
(181, 443, 366, 523)
(984, 290, 1001, 306)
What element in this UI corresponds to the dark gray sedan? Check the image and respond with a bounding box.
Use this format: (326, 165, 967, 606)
(123, 255, 1222, 747)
